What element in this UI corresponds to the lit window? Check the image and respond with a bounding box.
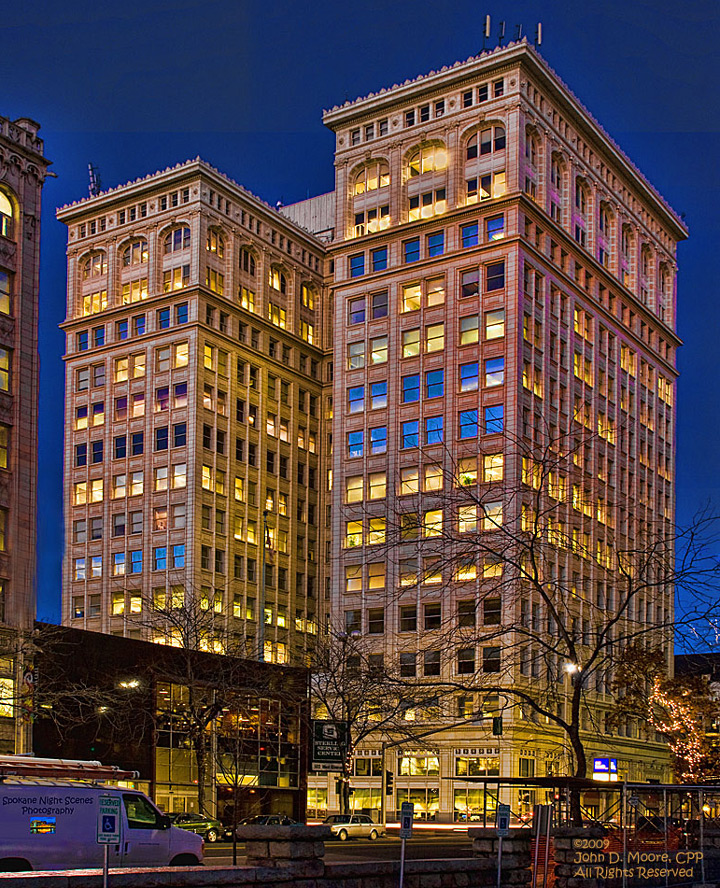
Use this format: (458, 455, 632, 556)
(486, 215, 505, 241)
(485, 309, 505, 339)
(424, 464, 443, 491)
(346, 475, 364, 503)
(458, 506, 477, 533)
(484, 453, 504, 482)
(483, 501, 503, 531)
(408, 144, 448, 176)
(458, 458, 477, 486)
(354, 161, 390, 194)
(425, 323, 444, 352)
(346, 520, 363, 548)
(402, 283, 421, 312)
(370, 335, 387, 364)
(400, 467, 419, 495)
(122, 239, 148, 266)
(0, 271, 11, 315)
(402, 329, 420, 358)
(460, 315, 479, 345)
(424, 510, 443, 537)
(369, 472, 386, 499)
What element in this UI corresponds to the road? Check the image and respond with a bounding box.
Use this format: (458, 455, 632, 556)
(204, 834, 473, 865)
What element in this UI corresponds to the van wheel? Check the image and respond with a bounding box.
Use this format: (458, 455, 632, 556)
(206, 828, 219, 843)
(338, 829, 348, 841)
(0, 859, 32, 872)
(170, 854, 201, 867)
(368, 829, 379, 840)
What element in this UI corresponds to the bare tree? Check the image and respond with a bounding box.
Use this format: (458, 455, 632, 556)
(128, 588, 272, 815)
(310, 626, 439, 815)
(343, 428, 720, 822)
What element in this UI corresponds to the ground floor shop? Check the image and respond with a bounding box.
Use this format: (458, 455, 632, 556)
(308, 726, 670, 824)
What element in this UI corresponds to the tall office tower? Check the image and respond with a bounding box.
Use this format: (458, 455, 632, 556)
(0, 117, 49, 630)
(58, 160, 329, 665)
(291, 41, 686, 820)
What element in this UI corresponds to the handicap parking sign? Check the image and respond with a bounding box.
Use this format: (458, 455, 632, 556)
(97, 797, 121, 844)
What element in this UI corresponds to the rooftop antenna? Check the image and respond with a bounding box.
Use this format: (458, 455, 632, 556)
(482, 14, 491, 50)
(515, 24, 523, 40)
(534, 23, 543, 47)
(498, 20, 506, 46)
(87, 163, 101, 198)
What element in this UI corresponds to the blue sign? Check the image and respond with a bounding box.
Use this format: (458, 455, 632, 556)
(102, 815, 116, 833)
(593, 758, 617, 773)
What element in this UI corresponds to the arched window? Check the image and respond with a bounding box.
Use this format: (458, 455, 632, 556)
(164, 226, 191, 254)
(354, 161, 390, 194)
(301, 283, 316, 311)
(268, 267, 287, 294)
(82, 252, 107, 279)
(122, 239, 148, 266)
(0, 192, 13, 239)
(574, 179, 589, 248)
(620, 224, 634, 288)
(598, 204, 612, 269)
(466, 126, 505, 161)
(525, 129, 538, 166)
(407, 143, 447, 177)
(240, 248, 256, 276)
(551, 156, 562, 189)
(641, 244, 651, 277)
(206, 229, 225, 258)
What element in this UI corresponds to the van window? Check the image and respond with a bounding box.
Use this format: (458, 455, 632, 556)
(123, 794, 160, 829)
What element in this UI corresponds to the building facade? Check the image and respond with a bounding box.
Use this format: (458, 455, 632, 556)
(33, 624, 309, 820)
(57, 162, 330, 665)
(294, 41, 685, 820)
(58, 41, 685, 820)
(0, 116, 50, 753)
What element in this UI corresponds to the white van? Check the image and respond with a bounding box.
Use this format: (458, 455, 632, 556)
(0, 781, 204, 871)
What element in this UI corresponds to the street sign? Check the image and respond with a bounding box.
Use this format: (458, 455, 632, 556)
(399, 801, 414, 839)
(495, 803, 511, 837)
(97, 796, 121, 844)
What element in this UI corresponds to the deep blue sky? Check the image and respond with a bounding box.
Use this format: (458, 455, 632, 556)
(3, 0, 719, 622)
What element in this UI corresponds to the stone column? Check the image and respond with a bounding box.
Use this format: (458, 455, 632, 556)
(470, 827, 532, 886)
(236, 823, 331, 876)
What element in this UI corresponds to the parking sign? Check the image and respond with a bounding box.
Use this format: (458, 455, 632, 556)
(97, 796, 121, 844)
(399, 801, 414, 838)
(495, 803, 511, 837)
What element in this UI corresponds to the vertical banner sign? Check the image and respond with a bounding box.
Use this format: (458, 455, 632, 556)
(310, 720, 347, 771)
(97, 796, 121, 888)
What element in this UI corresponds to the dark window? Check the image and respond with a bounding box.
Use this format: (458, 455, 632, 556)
(173, 422, 186, 447)
(404, 238, 420, 263)
(424, 602, 441, 630)
(155, 427, 169, 451)
(131, 432, 143, 456)
(114, 436, 126, 459)
(458, 600, 476, 628)
(75, 443, 87, 467)
(486, 261, 505, 291)
(400, 606, 417, 632)
(91, 440, 103, 464)
(371, 291, 388, 319)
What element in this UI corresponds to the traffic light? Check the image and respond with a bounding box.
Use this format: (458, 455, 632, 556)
(385, 770, 394, 794)
(492, 716, 503, 736)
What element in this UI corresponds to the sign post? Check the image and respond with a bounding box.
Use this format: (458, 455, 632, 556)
(495, 803, 511, 888)
(398, 801, 413, 888)
(97, 796, 121, 888)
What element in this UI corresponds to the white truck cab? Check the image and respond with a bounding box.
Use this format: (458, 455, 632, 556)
(0, 756, 203, 872)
